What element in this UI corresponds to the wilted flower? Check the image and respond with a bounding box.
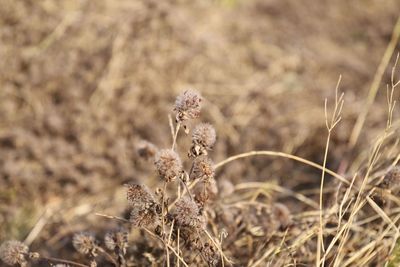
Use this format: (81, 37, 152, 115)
(0, 240, 29, 266)
(191, 155, 215, 182)
(136, 140, 158, 161)
(194, 179, 218, 205)
(154, 149, 182, 182)
(130, 206, 159, 227)
(174, 197, 205, 229)
(72, 233, 97, 255)
(190, 123, 216, 157)
(174, 89, 202, 122)
(126, 184, 156, 208)
(104, 228, 129, 254)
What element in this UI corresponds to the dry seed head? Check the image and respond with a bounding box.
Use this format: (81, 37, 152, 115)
(104, 228, 129, 254)
(126, 184, 155, 208)
(0, 240, 29, 266)
(194, 179, 218, 205)
(136, 140, 158, 161)
(190, 123, 216, 157)
(192, 155, 215, 182)
(72, 233, 97, 255)
(380, 166, 400, 190)
(154, 149, 182, 182)
(200, 243, 220, 267)
(130, 206, 159, 227)
(174, 89, 202, 122)
(174, 197, 205, 229)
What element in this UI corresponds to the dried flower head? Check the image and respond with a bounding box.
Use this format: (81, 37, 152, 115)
(174, 89, 202, 122)
(104, 228, 129, 254)
(126, 184, 156, 208)
(0, 240, 29, 266)
(174, 197, 205, 229)
(190, 123, 216, 157)
(136, 140, 158, 161)
(154, 149, 182, 182)
(72, 233, 97, 255)
(191, 156, 215, 182)
(272, 203, 292, 230)
(194, 179, 218, 206)
(379, 166, 400, 190)
(200, 243, 220, 267)
(130, 206, 159, 227)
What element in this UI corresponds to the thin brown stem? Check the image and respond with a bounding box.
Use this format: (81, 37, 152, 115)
(39, 256, 89, 267)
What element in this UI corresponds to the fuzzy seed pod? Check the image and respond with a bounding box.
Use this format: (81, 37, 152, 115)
(0, 240, 29, 266)
(154, 149, 182, 182)
(104, 228, 129, 254)
(191, 156, 215, 182)
(190, 123, 216, 157)
(174, 197, 205, 229)
(130, 206, 159, 227)
(174, 89, 202, 122)
(126, 184, 156, 208)
(72, 233, 97, 255)
(379, 167, 400, 190)
(136, 140, 158, 161)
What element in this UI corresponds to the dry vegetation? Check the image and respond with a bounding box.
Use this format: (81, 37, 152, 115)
(1, 0, 400, 266)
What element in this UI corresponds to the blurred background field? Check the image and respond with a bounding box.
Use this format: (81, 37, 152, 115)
(0, 0, 400, 265)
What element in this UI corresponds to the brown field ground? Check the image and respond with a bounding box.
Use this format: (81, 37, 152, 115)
(1, 0, 400, 266)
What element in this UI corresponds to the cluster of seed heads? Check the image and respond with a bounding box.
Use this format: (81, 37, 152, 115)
(0, 90, 222, 267)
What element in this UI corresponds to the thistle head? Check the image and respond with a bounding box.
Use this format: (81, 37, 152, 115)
(130, 206, 159, 227)
(190, 123, 216, 157)
(154, 149, 183, 182)
(126, 184, 156, 208)
(174, 197, 205, 229)
(72, 233, 97, 256)
(174, 89, 202, 122)
(0, 240, 29, 266)
(191, 155, 215, 182)
(104, 228, 129, 254)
